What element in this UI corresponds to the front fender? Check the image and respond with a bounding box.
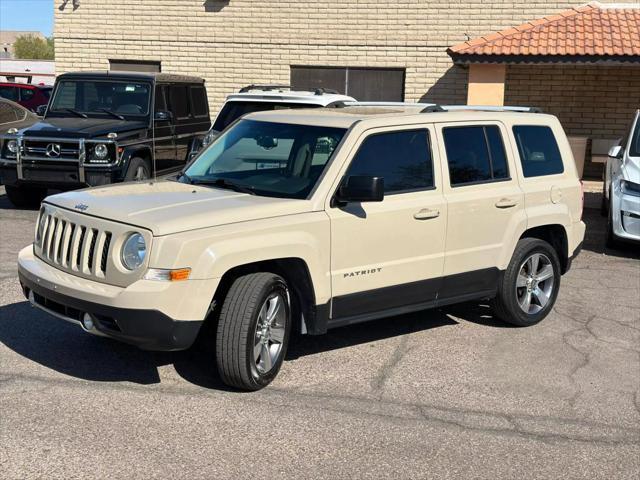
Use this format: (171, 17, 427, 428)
(148, 212, 332, 304)
(119, 144, 153, 176)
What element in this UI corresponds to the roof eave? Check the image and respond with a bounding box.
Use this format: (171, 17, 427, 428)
(448, 52, 640, 66)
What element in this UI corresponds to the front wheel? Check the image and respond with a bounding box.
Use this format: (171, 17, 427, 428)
(216, 273, 291, 391)
(124, 157, 150, 182)
(492, 238, 561, 327)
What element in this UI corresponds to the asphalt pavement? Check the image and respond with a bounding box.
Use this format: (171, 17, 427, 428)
(0, 186, 638, 479)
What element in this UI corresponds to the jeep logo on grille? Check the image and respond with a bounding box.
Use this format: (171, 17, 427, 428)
(74, 204, 89, 211)
(46, 143, 61, 158)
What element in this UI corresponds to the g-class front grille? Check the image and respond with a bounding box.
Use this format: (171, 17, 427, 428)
(23, 139, 80, 161)
(39, 212, 111, 278)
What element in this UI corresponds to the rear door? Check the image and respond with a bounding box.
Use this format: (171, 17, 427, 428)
(170, 84, 210, 168)
(326, 125, 447, 322)
(436, 122, 526, 300)
(152, 83, 176, 173)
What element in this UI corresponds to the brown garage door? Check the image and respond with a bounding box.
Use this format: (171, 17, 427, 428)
(291, 66, 405, 101)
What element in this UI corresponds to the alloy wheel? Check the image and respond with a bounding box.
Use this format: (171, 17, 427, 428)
(515, 253, 555, 315)
(253, 292, 287, 374)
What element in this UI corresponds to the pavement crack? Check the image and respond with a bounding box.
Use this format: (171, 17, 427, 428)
(370, 334, 412, 394)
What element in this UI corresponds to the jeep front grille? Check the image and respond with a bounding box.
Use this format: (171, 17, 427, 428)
(39, 212, 111, 278)
(23, 139, 81, 162)
(34, 204, 151, 287)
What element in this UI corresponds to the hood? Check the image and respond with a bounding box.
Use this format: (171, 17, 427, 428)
(20, 117, 148, 139)
(44, 181, 314, 236)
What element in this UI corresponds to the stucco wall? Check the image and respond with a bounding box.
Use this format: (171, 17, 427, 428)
(54, 0, 620, 114)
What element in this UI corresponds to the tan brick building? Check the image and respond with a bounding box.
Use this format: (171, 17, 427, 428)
(54, 0, 639, 177)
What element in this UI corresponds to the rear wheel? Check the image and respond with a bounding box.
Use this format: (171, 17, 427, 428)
(492, 238, 561, 327)
(4, 184, 47, 209)
(215, 273, 291, 391)
(124, 157, 150, 182)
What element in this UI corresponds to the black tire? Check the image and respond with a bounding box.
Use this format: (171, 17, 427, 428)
(492, 238, 561, 327)
(215, 273, 292, 391)
(124, 157, 150, 182)
(4, 184, 47, 209)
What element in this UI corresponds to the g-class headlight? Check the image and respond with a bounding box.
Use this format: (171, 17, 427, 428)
(90, 143, 110, 163)
(7, 140, 18, 154)
(620, 179, 640, 197)
(121, 233, 146, 270)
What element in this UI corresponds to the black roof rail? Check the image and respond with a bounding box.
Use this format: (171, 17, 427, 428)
(325, 100, 348, 108)
(238, 84, 291, 93)
(421, 105, 444, 113)
(314, 88, 340, 95)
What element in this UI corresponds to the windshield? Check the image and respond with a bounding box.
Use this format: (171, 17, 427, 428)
(212, 101, 322, 133)
(49, 80, 151, 117)
(184, 119, 346, 199)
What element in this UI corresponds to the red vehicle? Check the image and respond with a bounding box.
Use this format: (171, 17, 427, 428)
(0, 83, 52, 113)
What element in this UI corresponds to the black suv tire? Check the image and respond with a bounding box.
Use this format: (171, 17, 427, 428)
(492, 238, 561, 327)
(124, 157, 150, 182)
(216, 273, 292, 391)
(4, 185, 47, 209)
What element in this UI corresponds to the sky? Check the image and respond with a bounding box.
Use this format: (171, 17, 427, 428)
(0, 0, 54, 36)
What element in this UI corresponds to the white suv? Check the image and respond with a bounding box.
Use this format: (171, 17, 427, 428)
(18, 105, 586, 390)
(198, 85, 356, 149)
(603, 109, 640, 246)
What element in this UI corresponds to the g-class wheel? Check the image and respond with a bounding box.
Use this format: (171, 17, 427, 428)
(215, 273, 291, 391)
(492, 238, 561, 327)
(4, 185, 47, 209)
(124, 157, 150, 182)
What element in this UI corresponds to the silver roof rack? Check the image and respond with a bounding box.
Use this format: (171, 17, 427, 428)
(433, 105, 543, 113)
(238, 84, 340, 95)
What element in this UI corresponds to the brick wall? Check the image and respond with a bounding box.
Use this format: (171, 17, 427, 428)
(54, 0, 620, 114)
(505, 65, 640, 138)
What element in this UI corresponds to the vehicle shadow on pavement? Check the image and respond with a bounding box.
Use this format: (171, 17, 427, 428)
(0, 299, 507, 391)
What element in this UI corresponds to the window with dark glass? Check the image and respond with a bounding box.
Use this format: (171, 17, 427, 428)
(346, 129, 433, 194)
(0, 86, 18, 101)
(19, 88, 35, 101)
(170, 85, 190, 119)
(443, 125, 509, 186)
(513, 126, 564, 177)
(190, 86, 208, 118)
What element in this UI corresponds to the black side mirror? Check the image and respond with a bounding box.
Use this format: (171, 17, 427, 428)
(36, 105, 47, 117)
(155, 110, 172, 121)
(335, 175, 384, 205)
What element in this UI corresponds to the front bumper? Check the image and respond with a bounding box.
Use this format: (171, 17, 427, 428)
(18, 246, 219, 351)
(0, 162, 121, 189)
(611, 189, 640, 242)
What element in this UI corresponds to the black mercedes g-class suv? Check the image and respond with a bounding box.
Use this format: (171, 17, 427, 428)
(0, 72, 211, 207)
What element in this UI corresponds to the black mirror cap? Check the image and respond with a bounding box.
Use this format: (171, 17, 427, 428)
(336, 175, 384, 204)
(36, 105, 47, 117)
(155, 110, 172, 121)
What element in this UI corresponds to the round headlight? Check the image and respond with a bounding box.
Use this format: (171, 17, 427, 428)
(7, 140, 18, 154)
(93, 143, 109, 160)
(121, 233, 146, 270)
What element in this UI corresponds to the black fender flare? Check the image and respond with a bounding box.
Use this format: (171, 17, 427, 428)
(119, 145, 154, 178)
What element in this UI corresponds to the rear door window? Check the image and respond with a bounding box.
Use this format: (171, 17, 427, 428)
(513, 126, 564, 177)
(170, 85, 190, 119)
(346, 129, 434, 194)
(443, 125, 509, 186)
(19, 88, 35, 102)
(189, 86, 208, 118)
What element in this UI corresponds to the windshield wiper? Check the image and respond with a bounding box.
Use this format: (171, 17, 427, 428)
(192, 178, 256, 195)
(98, 108, 125, 120)
(64, 108, 88, 119)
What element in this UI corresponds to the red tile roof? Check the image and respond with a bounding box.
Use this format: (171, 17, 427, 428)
(448, 2, 640, 59)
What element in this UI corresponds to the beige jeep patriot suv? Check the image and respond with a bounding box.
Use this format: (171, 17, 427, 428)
(18, 105, 586, 390)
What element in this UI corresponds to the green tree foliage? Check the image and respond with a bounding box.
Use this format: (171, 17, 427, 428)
(13, 35, 55, 60)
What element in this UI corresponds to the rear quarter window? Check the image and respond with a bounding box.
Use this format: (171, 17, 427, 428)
(190, 86, 208, 118)
(513, 125, 564, 177)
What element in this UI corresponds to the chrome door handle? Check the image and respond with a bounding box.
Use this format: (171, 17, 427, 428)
(414, 208, 440, 220)
(495, 198, 518, 209)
